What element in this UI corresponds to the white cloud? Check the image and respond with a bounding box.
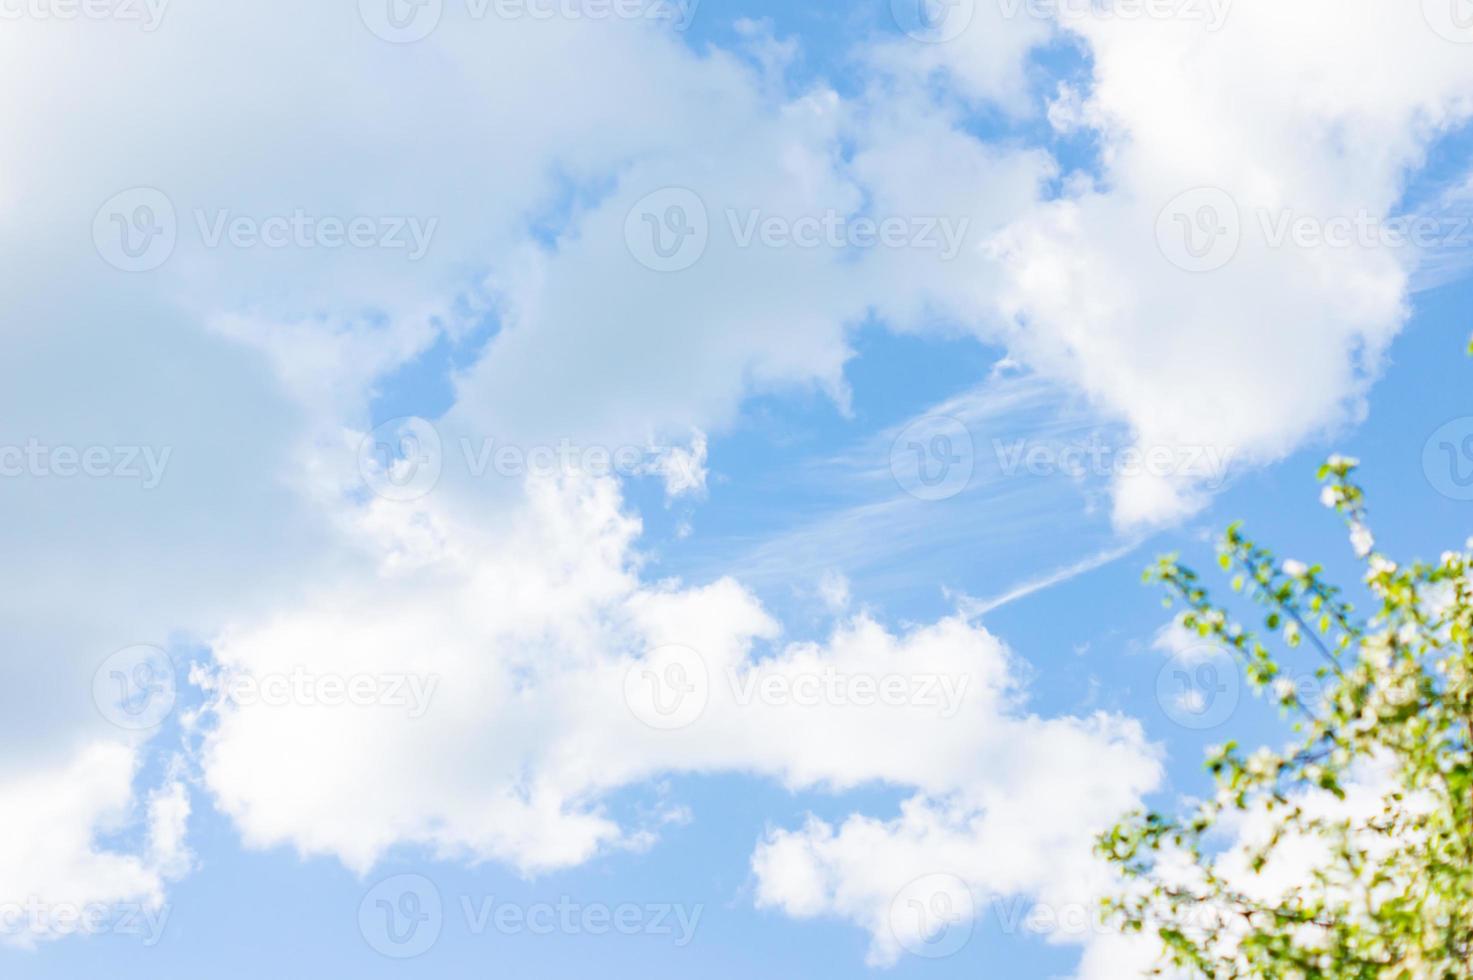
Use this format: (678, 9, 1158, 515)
(197, 471, 1159, 888)
(978, 1, 1473, 527)
(3, 0, 1472, 972)
(647, 431, 709, 499)
(749, 712, 1160, 967)
(0, 743, 189, 948)
(818, 571, 852, 612)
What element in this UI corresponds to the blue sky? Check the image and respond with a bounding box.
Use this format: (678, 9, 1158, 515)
(2, 1, 1472, 978)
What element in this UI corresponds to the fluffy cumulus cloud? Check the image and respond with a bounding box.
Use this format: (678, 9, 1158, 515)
(750, 721, 1160, 966)
(198, 471, 1159, 877)
(3, 0, 1471, 973)
(0, 744, 189, 948)
(194, 466, 1161, 977)
(984, 1, 1473, 526)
